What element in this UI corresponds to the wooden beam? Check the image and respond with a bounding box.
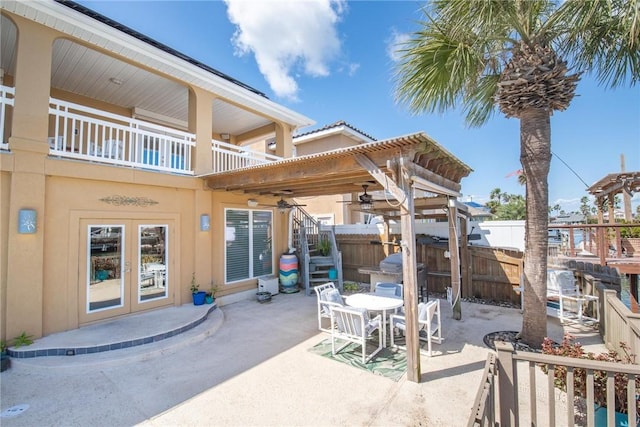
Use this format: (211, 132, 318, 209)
(448, 198, 462, 320)
(354, 154, 406, 205)
(406, 161, 462, 194)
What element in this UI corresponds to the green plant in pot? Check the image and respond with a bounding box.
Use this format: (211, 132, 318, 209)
(317, 236, 331, 256)
(0, 339, 9, 372)
(206, 282, 219, 304)
(190, 273, 206, 306)
(541, 334, 640, 425)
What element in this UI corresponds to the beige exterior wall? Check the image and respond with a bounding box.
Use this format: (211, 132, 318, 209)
(295, 134, 359, 157)
(0, 9, 296, 340)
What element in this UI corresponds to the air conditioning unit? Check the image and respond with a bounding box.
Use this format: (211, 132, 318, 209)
(258, 275, 279, 295)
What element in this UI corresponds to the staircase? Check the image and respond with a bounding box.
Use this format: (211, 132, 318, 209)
(291, 206, 343, 295)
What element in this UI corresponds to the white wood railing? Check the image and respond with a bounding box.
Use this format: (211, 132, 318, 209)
(0, 84, 15, 150)
(3, 94, 283, 175)
(48, 98, 195, 174)
(211, 138, 282, 173)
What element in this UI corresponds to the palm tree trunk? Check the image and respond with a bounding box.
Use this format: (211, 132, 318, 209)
(519, 108, 550, 348)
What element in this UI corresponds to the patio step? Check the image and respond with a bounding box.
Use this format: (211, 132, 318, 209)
(6, 304, 221, 360)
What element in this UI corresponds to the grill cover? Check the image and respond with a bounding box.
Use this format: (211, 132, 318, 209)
(379, 252, 426, 274)
(379, 253, 403, 273)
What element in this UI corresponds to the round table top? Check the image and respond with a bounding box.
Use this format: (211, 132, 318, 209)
(345, 293, 403, 311)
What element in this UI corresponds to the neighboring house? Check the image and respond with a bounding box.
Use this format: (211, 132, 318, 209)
(550, 213, 586, 225)
(463, 201, 494, 222)
(292, 121, 377, 225)
(0, 0, 312, 340)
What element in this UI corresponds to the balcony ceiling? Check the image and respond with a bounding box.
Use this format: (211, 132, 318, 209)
(0, 12, 278, 138)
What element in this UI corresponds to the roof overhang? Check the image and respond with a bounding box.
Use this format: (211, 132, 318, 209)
(202, 132, 472, 198)
(0, 0, 313, 130)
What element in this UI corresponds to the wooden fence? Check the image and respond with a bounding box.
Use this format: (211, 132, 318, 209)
(335, 234, 524, 305)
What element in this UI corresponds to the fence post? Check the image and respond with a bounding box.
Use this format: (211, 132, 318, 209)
(601, 288, 617, 347)
(495, 341, 517, 426)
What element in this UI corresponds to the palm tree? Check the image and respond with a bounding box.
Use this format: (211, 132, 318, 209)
(395, 0, 638, 347)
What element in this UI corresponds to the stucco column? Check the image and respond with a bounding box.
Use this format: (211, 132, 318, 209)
(5, 18, 56, 339)
(274, 122, 293, 158)
(188, 87, 214, 175)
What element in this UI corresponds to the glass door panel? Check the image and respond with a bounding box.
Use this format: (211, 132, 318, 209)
(138, 225, 168, 302)
(88, 225, 124, 312)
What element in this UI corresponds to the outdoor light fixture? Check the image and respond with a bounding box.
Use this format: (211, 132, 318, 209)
(220, 133, 230, 140)
(109, 77, 123, 85)
(200, 214, 210, 232)
(247, 199, 258, 207)
(360, 202, 372, 211)
(18, 209, 37, 234)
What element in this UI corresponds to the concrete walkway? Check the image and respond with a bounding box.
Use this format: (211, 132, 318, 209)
(0, 292, 605, 426)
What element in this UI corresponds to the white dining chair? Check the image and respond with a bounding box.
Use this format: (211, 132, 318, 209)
(314, 282, 344, 333)
(330, 305, 382, 364)
(390, 299, 443, 356)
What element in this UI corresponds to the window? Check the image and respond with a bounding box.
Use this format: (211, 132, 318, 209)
(225, 209, 273, 283)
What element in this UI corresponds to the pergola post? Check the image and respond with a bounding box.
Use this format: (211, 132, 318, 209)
(400, 177, 420, 383)
(448, 199, 462, 320)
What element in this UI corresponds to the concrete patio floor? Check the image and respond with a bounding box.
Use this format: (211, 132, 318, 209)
(0, 291, 605, 426)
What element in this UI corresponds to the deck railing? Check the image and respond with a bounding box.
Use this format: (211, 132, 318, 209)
(468, 341, 640, 427)
(601, 287, 640, 357)
(211, 138, 282, 173)
(0, 84, 15, 150)
(549, 223, 640, 261)
(48, 98, 195, 174)
(4, 90, 282, 175)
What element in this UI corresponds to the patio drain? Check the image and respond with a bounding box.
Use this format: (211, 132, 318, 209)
(0, 404, 29, 418)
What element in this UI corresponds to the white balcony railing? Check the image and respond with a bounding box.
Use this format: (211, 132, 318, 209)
(0, 84, 15, 150)
(49, 98, 195, 175)
(211, 138, 282, 173)
(4, 94, 282, 175)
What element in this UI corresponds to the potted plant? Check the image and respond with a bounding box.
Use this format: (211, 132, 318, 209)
(541, 334, 640, 426)
(0, 339, 9, 372)
(205, 282, 219, 304)
(190, 273, 206, 305)
(317, 236, 331, 257)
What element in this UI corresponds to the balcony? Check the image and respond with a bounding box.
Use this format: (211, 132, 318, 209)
(0, 88, 283, 175)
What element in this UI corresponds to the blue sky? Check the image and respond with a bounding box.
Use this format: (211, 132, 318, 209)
(77, 0, 640, 213)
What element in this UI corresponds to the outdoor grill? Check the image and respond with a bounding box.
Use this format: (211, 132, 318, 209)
(359, 252, 428, 301)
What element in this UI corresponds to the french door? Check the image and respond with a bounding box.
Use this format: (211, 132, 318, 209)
(79, 219, 173, 324)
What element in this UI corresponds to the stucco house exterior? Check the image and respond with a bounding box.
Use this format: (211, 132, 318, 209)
(0, 0, 313, 341)
(1, 0, 472, 352)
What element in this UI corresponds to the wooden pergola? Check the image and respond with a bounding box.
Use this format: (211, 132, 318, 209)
(203, 132, 473, 382)
(587, 171, 640, 264)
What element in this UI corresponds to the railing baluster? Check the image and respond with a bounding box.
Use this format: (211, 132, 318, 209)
(528, 361, 537, 425)
(548, 364, 556, 426)
(567, 367, 575, 426)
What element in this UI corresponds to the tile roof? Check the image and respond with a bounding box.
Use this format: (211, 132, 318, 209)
(294, 120, 377, 141)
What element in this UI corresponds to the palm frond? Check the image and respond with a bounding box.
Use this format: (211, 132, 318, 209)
(463, 74, 501, 127)
(555, 0, 640, 87)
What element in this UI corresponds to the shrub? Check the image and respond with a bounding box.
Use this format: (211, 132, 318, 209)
(541, 334, 640, 415)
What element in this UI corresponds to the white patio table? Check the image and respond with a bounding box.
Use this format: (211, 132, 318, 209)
(345, 293, 403, 348)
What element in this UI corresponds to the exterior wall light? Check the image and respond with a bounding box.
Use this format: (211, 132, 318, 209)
(18, 209, 37, 234)
(200, 214, 210, 232)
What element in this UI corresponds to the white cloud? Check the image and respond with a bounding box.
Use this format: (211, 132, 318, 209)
(386, 29, 410, 62)
(225, 0, 346, 100)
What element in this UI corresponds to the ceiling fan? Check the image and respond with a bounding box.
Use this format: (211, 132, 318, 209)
(338, 184, 382, 209)
(261, 197, 307, 210)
